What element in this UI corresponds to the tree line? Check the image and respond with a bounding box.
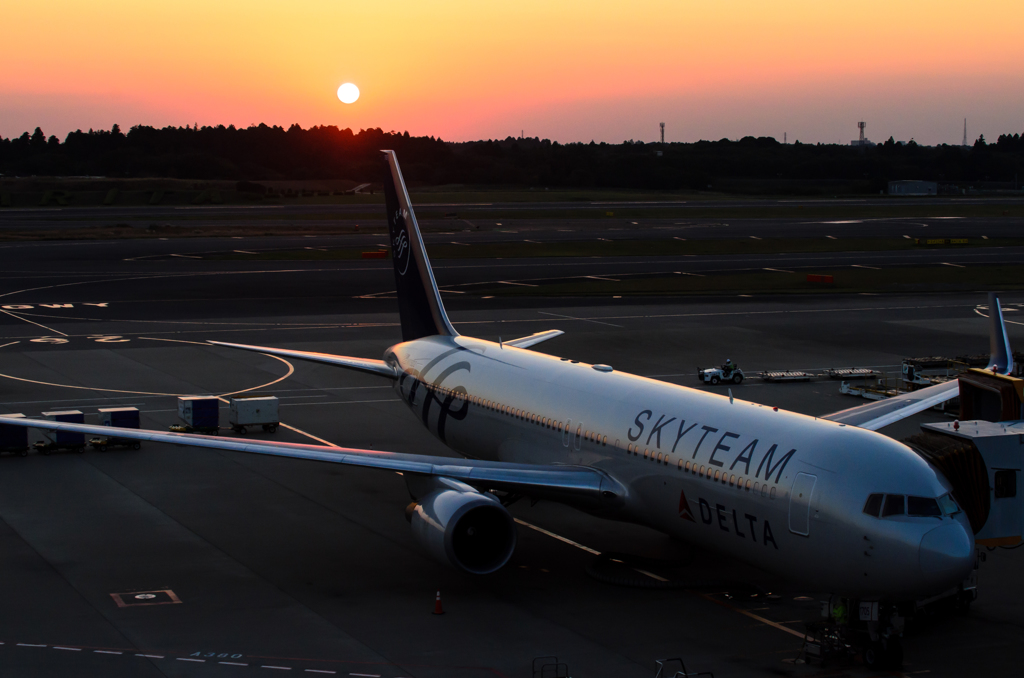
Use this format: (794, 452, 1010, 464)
(1, 123, 1022, 194)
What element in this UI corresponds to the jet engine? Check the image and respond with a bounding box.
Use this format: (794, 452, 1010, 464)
(407, 480, 517, 575)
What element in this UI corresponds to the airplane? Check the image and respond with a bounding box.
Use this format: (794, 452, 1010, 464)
(1, 151, 1009, 669)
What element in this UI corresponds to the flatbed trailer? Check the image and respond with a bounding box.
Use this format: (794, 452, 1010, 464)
(760, 370, 812, 382)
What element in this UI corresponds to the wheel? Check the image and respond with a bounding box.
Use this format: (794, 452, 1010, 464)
(732, 373, 743, 384)
(132, 442, 142, 451)
(266, 424, 278, 433)
(235, 426, 247, 435)
(710, 376, 720, 385)
(863, 641, 884, 670)
(18, 449, 28, 457)
(98, 445, 107, 453)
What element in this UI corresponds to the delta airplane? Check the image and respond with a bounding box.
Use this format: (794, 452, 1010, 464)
(3, 151, 1009, 668)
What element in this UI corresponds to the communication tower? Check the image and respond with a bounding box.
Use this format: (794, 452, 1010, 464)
(963, 119, 968, 147)
(660, 122, 665, 144)
(851, 121, 871, 147)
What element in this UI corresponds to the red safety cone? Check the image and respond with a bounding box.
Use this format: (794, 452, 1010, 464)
(432, 590, 445, 615)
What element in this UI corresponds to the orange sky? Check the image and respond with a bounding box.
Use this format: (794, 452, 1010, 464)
(3, 1, 1023, 144)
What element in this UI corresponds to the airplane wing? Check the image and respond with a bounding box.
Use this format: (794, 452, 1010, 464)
(505, 330, 564, 349)
(208, 341, 396, 379)
(0, 417, 621, 510)
(822, 291, 1012, 431)
(821, 380, 959, 431)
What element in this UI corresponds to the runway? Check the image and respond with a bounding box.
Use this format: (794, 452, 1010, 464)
(0, 232, 1022, 676)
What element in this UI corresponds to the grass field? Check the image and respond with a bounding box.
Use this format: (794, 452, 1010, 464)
(476, 264, 1024, 297)
(203, 237, 1024, 261)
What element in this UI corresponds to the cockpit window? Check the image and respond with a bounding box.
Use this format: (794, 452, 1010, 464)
(907, 496, 942, 517)
(937, 493, 961, 516)
(862, 493, 883, 517)
(881, 494, 905, 517)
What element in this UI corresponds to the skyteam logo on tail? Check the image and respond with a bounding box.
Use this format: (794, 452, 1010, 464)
(392, 208, 411, 276)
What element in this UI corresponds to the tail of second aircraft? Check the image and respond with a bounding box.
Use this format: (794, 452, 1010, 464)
(381, 150, 458, 342)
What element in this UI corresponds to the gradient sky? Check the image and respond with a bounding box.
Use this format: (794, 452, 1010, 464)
(3, 1, 1023, 145)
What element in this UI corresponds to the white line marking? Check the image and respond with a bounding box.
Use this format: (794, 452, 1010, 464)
(169, 253, 201, 259)
(178, 657, 206, 662)
(941, 262, 965, 268)
(749, 236, 761, 240)
(762, 268, 794, 274)
(53, 646, 81, 651)
(498, 280, 537, 287)
(279, 423, 337, 446)
(0, 310, 67, 336)
(305, 671, 336, 674)
(851, 264, 881, 269)
(95, 650, 123, 654)
(263, 666, 292, 670)
(137, 654, 164, 658)
(17, 643, 46, 647)
(538, 311, 623, 328)
(349, 674, 380, 677)
(221, 661, 249, 666)
(514, 518, 600, 555)
(233, 250, 257, 254)
(826, 235, 837, 239)
(584, 275, 620, 281)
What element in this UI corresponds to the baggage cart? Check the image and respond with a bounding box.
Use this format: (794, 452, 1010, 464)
(0, 413, 30, 456)
(92, 407, 143, 451)
(228, 395, 279, 434)
(174, 396, 220, 434)
(37, 410, 86, 454)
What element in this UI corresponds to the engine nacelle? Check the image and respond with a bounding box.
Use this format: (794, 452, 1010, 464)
(408, 485, 517, 575)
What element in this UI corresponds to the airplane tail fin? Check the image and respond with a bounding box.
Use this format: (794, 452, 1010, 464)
(381, 150, 458, 342)
(987, 292, 1014, 375)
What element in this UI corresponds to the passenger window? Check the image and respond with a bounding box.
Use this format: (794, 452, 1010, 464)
(678, 460, 683, 470)
(684, 461, 691, 471)
(995, 470, 1017, 498)
(881, 494, 905, 517)
(862, 493, 883, 517)
(745, 479, 751, 490)
(729, 475, 736, 486)
(714, 470, 720, 481)
(699, 465, 705, 476)
(602, 435, 607, 445)
(908, 496, 942, 517)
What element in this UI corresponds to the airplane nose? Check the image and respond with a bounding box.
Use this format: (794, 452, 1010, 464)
(919, 522, 974, 579)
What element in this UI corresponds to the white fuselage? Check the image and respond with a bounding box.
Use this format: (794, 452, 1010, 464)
(385, 335, 975, 599)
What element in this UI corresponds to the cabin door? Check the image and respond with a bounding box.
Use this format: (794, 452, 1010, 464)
(788, 473, 817, 536)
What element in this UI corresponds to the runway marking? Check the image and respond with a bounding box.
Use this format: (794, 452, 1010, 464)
(851, 265, 880, 270)
(514, 518, 600, 555)
(169, 254, 201, 259)
(178, 657, 206, 662)
(53, 646, 81, 651)
(137, 654, 164, 658)
(674, 271, 705, 277)
(700, 594, 807, 640)
(584, 275, 620, 281)
(96, 650, 123, 654)
(498, 280, 537, 287)
(18, 643, 46, 647)
(538, 311, 623, 328)
(305, 671, 335, 674)
(941, 262, 965, 268)
(762, 268, 794, 274)
(280, 423, 337, 447)
(0, 309, 67, 336)
(221, 662, 249, 666)
(139, 337, 212, 346)
(234, 250, 258, 254)
(263, 666, 292, 670)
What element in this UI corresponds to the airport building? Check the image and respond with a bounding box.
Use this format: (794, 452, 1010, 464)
(888, 180, 938, 195)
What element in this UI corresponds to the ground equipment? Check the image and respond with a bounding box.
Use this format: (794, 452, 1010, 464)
(171, 396, 220, 434)
(91, 407, 142, 451)
(698, 365, 744, 385)
(227, 395, 279, 434)
(35, 410, 86, 454)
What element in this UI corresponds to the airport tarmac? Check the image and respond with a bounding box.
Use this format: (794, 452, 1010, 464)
(0, 238, 1022, 677)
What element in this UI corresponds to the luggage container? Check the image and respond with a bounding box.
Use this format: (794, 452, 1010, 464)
(173, 397, 220, 434)
(91, 407, 142, 451)
(228, 395, 279, 434)
(0, 413, 30, 456)
(36, 410, 86, 454)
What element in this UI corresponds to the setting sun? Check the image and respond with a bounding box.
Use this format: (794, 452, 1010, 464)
(337, 83, 360, 105)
